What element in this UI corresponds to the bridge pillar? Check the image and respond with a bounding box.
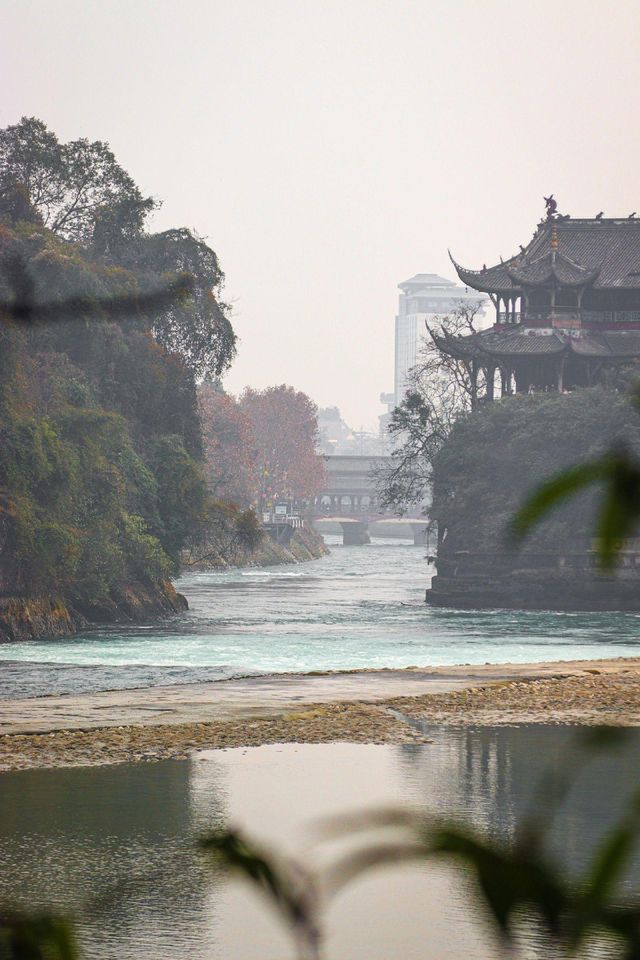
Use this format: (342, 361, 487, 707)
(410, 522, 428, 547)
(340, 521, 370, 546)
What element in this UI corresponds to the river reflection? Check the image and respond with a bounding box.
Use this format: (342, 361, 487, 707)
(0, 727, 638, 959)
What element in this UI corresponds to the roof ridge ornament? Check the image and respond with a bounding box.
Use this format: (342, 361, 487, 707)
(544, 194, 558, 220)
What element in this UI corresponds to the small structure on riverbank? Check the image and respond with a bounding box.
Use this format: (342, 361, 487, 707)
(442, 207, 640, 402)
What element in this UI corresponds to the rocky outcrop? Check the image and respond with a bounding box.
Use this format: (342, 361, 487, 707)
(0, 596, 84, 643)
(72, 579, 188, 624)
(0, 580, 188, 644)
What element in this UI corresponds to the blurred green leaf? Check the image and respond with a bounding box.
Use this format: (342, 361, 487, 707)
(0, 913, 78, 960)
(200, 829, 320, 960)
(596, 453, 640, 569)
(511, 447, 640, 570)
(510, 458, 611, 541)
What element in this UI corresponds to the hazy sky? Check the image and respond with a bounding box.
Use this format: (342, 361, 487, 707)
(3, 0, 640, 429)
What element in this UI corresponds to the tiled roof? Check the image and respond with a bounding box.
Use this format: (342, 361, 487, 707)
(451, 218, 640, 293)
(508, 251, 599, 287)
(435, 326, 640, 361)
(448, 255, 520, 293)
(434, 328, 566, 359)
(599, 330, 640, 355)
(475, 330, 566, 356)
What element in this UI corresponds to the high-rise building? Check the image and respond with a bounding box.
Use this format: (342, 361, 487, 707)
(392, 274, 486, 407)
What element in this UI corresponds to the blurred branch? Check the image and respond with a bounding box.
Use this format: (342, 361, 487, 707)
(0, 254, 193, 324)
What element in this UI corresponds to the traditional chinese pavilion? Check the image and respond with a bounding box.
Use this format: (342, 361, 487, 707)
(440, 204, 640, 401)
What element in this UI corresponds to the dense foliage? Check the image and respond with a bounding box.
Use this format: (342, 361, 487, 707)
(0, 118, 240, 607)
(431, 388, 640, 558)
(199, 383, 326, 513)
(198, 383, 259, 507)
(0, 118, 236, 380)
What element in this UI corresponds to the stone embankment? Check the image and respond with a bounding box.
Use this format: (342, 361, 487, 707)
(2, 659, 640, 771)
(427, 550, 640, 611)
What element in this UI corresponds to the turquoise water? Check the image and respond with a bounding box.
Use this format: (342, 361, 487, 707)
(2, 537, 640, 697)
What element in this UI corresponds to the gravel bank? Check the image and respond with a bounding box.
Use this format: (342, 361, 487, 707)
(3, 659, 640, 771)
(391, 666, 640, 727)
(0, 702, 424, 771)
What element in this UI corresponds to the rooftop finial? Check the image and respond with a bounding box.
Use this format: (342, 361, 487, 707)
(544, 194, 558, 220)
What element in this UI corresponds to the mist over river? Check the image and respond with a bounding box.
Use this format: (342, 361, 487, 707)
(2, 537, 640, 699)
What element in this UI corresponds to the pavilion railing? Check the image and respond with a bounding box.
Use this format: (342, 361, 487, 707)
(524, 308, 640, 324)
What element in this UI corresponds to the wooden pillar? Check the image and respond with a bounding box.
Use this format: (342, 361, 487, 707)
(471, 359, 479, 410)
(557, 357, 565, 393)
(485, 366, 495, 401)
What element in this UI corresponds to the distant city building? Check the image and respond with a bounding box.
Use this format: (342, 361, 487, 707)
(392, 274, 486, 408)
(317, 406, 388, 456)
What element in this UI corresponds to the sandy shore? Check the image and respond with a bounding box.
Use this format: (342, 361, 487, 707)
(2, 657, 640, 770)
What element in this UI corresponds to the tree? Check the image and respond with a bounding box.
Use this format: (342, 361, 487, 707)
(0, 117, 156, 245)
(378, 301, 484, 513)
(0, 117, 236, 382)
(198, 383, 258, 507)
(239, 386, 326, 509)
(119, 228, 237, 379)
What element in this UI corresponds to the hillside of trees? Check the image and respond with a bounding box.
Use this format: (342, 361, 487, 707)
(0, 119, 239, 637)
(431, 387, 640, 558)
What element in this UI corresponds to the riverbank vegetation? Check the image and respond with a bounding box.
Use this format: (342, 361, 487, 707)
(0, 117, 324, 640)
(432, 387, 640, 558)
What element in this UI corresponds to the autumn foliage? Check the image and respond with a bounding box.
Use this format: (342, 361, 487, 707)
(198, 384, 258, 507)
(199, 384, 326, 512)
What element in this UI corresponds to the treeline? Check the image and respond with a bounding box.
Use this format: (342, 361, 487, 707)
(0, 118, 326, 623)
(0, 121, 215, 619)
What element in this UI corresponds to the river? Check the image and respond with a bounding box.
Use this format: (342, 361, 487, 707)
(1, 537, 640, 698)
(3, 538, 640, 958)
